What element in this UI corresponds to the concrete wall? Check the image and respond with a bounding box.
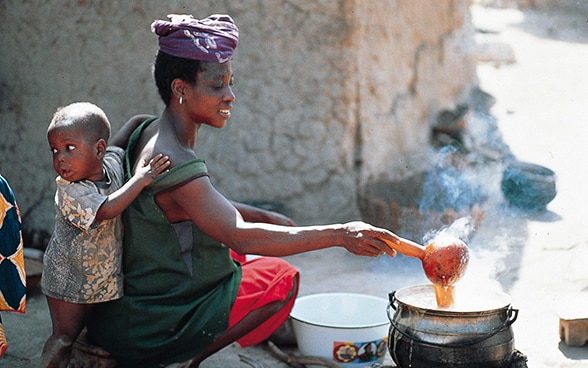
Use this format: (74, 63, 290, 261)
(0, 0, 477, 242)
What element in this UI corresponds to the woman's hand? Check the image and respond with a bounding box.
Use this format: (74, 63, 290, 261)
(339, 221, 398, 257)
(259, 210, 296, 226)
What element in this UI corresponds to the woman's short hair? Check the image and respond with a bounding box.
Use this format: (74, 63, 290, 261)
(153, 51, 204, 105)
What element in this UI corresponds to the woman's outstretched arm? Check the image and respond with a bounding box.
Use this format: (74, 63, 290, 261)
(162, 176, 398, 258)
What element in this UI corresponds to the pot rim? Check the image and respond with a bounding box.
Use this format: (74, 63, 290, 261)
(290, 292, 390, 329)
(504, 161, 556, 180)
(392, 284, 512, 314)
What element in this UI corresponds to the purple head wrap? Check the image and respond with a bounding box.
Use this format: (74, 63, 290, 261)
(151, 14, 239, 63)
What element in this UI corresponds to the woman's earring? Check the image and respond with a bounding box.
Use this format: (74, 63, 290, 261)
(179, 95, 183, 105)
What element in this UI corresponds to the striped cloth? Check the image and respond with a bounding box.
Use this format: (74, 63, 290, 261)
(0, 174, 26, 357)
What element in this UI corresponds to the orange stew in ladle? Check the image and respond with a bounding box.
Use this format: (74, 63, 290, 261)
(383, 234, 469, 307)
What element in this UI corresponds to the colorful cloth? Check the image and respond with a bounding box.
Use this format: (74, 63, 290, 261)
(0, 174, 25, 358)
(151, 14, 239, 63)
(229, 256, 298, 347)
(41, 147, 125, 303)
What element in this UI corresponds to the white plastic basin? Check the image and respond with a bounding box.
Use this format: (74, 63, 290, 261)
(289, 292, 390, 367)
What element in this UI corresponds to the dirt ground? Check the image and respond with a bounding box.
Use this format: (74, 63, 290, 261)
(3, 3, 588, 367)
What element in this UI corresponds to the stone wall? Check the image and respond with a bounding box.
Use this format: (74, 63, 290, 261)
(0, 0, 477, 240)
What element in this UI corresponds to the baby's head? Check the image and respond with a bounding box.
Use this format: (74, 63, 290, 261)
(47, 102, 111, 182)
(48, 102, 111, 142)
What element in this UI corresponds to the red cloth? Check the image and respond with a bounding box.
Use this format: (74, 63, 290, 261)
(230, 250, 246, 263)
(0, 322, 6, 357)
(228, 255, 299, 347)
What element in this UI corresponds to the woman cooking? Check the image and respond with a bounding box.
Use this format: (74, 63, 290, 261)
(86, 13, 401, 367)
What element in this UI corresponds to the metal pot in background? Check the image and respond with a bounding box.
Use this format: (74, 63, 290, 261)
(387, 284, 518, 368)
(501, 161, 556, 211)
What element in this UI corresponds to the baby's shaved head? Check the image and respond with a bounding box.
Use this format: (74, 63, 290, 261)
(48, 102, 111, 142)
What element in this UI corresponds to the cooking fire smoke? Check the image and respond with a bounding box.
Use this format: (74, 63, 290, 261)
(418, 142, 512, 293)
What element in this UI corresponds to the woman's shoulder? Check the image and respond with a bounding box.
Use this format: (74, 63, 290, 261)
(157, 141, 200, 168)
(132, 114, 203, 170)
(150, 158, 209, 195)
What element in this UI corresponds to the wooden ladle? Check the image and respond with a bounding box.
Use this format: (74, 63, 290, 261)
(384, 234, 469, 307)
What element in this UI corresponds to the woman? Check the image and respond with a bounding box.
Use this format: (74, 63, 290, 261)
(86, 14, 400, 367)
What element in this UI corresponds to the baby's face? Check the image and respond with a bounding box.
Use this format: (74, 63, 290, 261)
(47, 126, 104, 182)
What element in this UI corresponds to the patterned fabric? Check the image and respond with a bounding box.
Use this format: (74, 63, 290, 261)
(41, 147, 125, 303)
(151, 14, 239, 63)
(0, 174, 25, 358)
(0, 320, 6, 357)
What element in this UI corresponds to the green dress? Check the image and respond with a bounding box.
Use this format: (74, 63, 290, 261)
(87, 119, 242, 367)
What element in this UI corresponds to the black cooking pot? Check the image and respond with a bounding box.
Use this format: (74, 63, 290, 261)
(387, 284, 518, 368)
(501, 161, 556, 211)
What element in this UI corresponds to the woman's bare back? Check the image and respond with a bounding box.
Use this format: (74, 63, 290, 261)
(132, 117, 204, 223)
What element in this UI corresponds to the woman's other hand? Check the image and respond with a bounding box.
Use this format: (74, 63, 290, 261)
(259, 210, 296, 226)
(232, 201, 296, 226)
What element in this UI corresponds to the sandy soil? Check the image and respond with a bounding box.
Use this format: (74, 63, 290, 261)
(473, 4, 588, 367)
(2, 3, 588, 367)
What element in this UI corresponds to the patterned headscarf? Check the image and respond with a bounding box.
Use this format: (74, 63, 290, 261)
(151, 14, 239, 63)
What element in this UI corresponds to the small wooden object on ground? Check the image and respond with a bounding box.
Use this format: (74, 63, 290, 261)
(556, 294, 588, 347)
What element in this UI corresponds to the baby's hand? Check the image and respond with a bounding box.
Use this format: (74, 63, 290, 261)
(136, 154, 170, 183)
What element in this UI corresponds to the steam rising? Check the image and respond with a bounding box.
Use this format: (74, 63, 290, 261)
(419, 145, 487, 214)
(367, 105, 520, 296)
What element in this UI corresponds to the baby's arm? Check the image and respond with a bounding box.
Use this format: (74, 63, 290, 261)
(110, 114, 156, 149)
(95, 154, 170, 220)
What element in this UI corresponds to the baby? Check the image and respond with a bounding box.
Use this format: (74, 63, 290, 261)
(39, 102, 169, 367)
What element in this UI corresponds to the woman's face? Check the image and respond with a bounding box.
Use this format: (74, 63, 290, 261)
(185, 61, 235, 128)
(47, 126, 104, 182)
